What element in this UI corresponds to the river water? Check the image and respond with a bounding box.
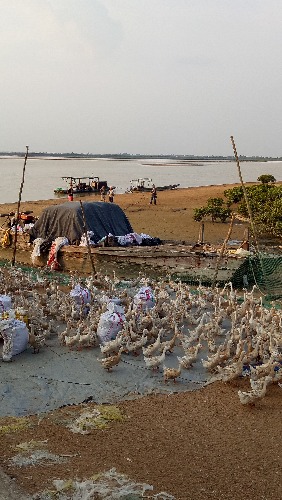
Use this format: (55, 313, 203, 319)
(0, 156, 281, 204)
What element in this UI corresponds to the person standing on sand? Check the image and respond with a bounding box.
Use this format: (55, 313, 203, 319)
(108, 186, 115, 203)
(67, 186, 73, 201)
(150, 184, 157, 205)
(100, 185, 106, 202)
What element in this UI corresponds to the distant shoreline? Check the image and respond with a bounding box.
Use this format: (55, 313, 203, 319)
(1, 153, 282, 162)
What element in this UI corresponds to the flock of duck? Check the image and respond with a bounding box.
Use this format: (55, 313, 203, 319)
(0, 266, 282, 406)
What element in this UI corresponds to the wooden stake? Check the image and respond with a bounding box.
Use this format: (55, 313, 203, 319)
(79, 200, 97, 276)
(11, 146, 29, 266)
(212, 213, 235, 288)
(230, 136, 259, 254)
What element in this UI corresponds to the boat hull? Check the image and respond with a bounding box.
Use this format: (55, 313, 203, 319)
(0, 231, 247, 285)
(54, 187, 105, 195)
(130, 184, 180, 192)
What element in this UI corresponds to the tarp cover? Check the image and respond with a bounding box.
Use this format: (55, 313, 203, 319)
(29, 201, 133, 245)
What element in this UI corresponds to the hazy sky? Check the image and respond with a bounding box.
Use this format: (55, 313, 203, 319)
(1, 0, 282, 156)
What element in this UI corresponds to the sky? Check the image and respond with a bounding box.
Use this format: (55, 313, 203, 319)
(1, 0, 282, 156)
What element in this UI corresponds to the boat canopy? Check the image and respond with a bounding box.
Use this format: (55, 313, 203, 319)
(130, 178, 153, 189)
(62, 176, 100, 187)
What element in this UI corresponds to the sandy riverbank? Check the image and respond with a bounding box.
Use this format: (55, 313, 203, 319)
(0, 184, 250, 244)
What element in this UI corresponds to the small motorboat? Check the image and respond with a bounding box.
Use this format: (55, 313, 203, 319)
(128, 177, 180, 192)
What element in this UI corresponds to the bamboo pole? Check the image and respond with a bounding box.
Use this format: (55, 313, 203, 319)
(79, 200, 97, 276)
(11, 146, 29, 266)
(198, 222, 204, 244)
(212, 213, 235, 288)
(230, 136, 269, 294)
(230, 136, 259, 254)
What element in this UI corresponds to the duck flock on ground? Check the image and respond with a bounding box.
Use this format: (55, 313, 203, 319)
(0, 266, 282, 406)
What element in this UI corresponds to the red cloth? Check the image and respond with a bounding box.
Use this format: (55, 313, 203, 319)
(47, 242, 61, 270)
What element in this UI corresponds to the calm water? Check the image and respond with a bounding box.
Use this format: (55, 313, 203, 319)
(0, 156, 281, 204)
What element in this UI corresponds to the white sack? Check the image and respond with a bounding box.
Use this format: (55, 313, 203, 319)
(97, 302, 125, 345)
(70, 285, 91, 305)
(0, 295, 12, 312)
(133, 286, 155, 311)
(0, 319, 29, 361)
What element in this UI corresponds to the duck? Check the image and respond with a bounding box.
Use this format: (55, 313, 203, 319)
(159, 328, 179, 354)
(143, 346, 170, 371)
(125, 330, 148, 356)
(214, 351, 245, 382)
(28, 324, 46, 354)
(249, 359, 280, 380)
(238, 375, 272, 405)
(163, 362, 182, 383)
(78, 329, 97, 349)
(99, 331, 126, 356)
(142, 331, 162, 357)
(64, 329, 81, 350)
(181, 341, 202, 358)
(201, 341, 231, 371)
(97, 346, 124, 371)
(58, 322, 73, 345)
(2, 334, 13, 362)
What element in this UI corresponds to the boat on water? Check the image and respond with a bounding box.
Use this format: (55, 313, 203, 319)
(54, 176, 108, 195)
(128, 177, 180, 192)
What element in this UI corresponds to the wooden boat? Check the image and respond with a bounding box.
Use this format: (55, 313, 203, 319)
(54, 176, 108, 195)
(128, 178, 180, 192)
(0, 228, 251, 285)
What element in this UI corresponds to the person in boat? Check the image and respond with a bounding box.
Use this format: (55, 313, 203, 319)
(150, 184, 157, 205)
(108, 186, 115, 203)
(100, 185, 106, 202)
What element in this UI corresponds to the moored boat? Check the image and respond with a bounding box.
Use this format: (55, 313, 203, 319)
(0, 227, 252, 286)
(54, 176, 108, 195)
(128, 177, 180, 192)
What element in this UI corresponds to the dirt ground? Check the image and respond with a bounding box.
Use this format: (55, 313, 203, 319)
(0, 184, 281, 499)
(0, 382, 281, 499)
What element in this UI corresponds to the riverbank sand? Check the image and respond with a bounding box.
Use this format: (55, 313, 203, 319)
(0, 184, 250, 244)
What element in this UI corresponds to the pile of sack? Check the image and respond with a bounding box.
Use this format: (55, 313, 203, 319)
(97, 286, 155, 345)
(0, 295, 29, 362)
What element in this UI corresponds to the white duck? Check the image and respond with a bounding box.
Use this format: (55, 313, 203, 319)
(100, 331, 126, 356)
(142, 331, 162, 357)
(143, 346, 170, 371)
(125, 330, 148, 356)
(163, 362, 182, 383)
(238, 375, 272, 405)
(64, 328, 81, 350)
(78, 329, 97, 349)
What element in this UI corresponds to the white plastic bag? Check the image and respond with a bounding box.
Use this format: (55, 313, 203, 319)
(0, 295, 12, 313)
(0, 319, 29, 361)
(97, 302, 125, 345)
(133, 286, 155, 311)
(70, 285, 91, 305)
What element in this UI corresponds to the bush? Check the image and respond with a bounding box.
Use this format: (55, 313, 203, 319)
(257, 174, 276, 184)
(193, 198, 231, 223)
(193, 207, 208, 222)
(223, 186, 244, 205)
